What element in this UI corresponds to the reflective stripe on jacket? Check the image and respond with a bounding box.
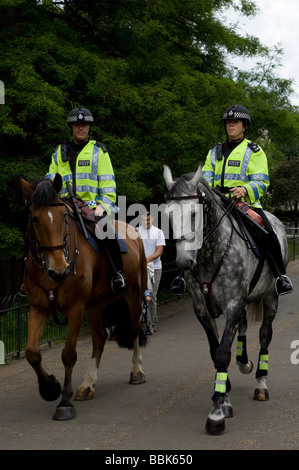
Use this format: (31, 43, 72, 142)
(202, 139, 269, 208)
(46, 140, 117, 213)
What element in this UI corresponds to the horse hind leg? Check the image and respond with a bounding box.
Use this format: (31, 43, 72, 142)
(236, 309, 254, 374)
(129, 337, 146, 384)
(75, 307, 108, 401)
(253, 293, 278, 401)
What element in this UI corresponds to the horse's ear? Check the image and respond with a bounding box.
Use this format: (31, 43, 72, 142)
(53, 173, 62, 194)
(19, 177, 34, 199)
(163, 165, 174, 190)
(189, 165, 202, 191)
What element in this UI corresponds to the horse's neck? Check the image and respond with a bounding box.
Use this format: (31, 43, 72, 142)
(202, 188, 232, 247)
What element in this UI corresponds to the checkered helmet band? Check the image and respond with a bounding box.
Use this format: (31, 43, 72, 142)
(67, 107, 94, 124)
(223, 105, 250, 122)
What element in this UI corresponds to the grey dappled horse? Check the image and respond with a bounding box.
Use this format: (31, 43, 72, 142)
(163, 165, 289, 435)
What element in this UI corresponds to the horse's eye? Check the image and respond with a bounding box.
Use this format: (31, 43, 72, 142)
(32, 216, 39, 224)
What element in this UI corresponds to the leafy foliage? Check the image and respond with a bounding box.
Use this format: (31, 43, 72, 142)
(0, 0, 299, 294)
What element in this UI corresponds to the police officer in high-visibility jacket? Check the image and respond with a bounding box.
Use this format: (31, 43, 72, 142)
(46, 107, 125, 292)
(202, 104, 292, 296)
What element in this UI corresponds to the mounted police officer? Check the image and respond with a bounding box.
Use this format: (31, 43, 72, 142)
(202, 104, 292, 296)
(171, 104, 292, 296)
(46, 107, 125, 292)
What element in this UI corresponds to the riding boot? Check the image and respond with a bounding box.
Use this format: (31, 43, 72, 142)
(95, 216, 126, 292)
(264, 231, 293, 296)
(103, 237, 126, 292)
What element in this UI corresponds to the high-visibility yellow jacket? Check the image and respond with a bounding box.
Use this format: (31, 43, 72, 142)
(202, 139, 269, 208)
(46, 140, 117, 213)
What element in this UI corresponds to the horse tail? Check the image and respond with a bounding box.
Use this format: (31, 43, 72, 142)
(104, 297, 147, 349)
(246, 299, 264, 323)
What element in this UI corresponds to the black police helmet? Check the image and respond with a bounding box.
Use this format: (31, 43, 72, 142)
(223, 105, 250, 128)
(67, 107, 94, 126)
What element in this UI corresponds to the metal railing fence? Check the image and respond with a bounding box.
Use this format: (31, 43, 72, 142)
(1, 227, 299, 362)
(0, 295, 89, 360)
(285, 227, 299, 260)
(0, 263, 180, 361)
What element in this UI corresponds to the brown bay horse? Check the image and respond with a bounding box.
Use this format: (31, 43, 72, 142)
(20, 174, 147, 420)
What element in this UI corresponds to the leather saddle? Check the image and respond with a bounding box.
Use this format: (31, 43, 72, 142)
(64, 198, 128, 253)
(213, 188, 266, 259)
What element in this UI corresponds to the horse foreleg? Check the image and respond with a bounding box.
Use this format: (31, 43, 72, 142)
(129, 337, 146, 384)
(254, 294, 277, 401)
(53, 314, 83, 421)
(25, 307, 62, 403)
(236, 309, 254, 374)
(206, 305, 242, 435)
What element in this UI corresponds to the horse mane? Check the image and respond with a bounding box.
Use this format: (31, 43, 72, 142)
(31, 178, 60, 208)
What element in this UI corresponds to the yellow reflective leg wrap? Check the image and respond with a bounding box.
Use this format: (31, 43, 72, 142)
(236, 340, 243, 357)
(214, 372, 228, 394)
(258, 354, 269, 371)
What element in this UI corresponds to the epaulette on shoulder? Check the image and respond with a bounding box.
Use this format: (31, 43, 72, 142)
(248, 141, 260, 153)
(95, 141, 108, 153)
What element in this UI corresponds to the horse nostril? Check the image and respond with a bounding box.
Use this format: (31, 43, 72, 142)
(48, 269, 67, 282)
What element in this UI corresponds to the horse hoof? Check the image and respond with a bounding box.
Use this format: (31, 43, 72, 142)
(237, 359, 254, 374)
(74, 387, 94, 401)
(52, 405, 76, 421)
(205, 417, 225, 435)
(39, 374, 61, 402)
(223, 404, 233, 418)
(254, 388, 269, 401)
(223, 394, 233, 418)
(129, 371, 146, 384)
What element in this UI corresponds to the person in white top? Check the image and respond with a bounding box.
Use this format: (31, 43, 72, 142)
(137, 210, 166, 334)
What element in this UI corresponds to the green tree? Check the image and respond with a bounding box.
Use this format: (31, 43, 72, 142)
(270, 157, 299, 212)
(0, 0, 298, 295)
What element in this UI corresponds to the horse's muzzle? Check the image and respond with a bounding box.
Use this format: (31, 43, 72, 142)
(176, 256, 196, 271)
(48, 264, 70, 282)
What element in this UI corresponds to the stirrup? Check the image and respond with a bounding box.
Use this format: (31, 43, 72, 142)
(170, 276, 186, 295)
(275, 275, 293, 296)
(111, 273, 126, 292)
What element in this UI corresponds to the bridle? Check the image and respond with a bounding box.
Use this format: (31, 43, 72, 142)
(166, 190, 236, 318)
(25, 200, 79, 304)
(166, 189, 264, 318)
(166, 191, 235, 246)
(28, 202, 68, 254)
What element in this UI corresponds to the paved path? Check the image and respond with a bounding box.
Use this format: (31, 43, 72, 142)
(0, 261, 299, 451)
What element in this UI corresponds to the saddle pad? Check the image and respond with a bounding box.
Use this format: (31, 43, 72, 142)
(76, 221, 128, 253)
